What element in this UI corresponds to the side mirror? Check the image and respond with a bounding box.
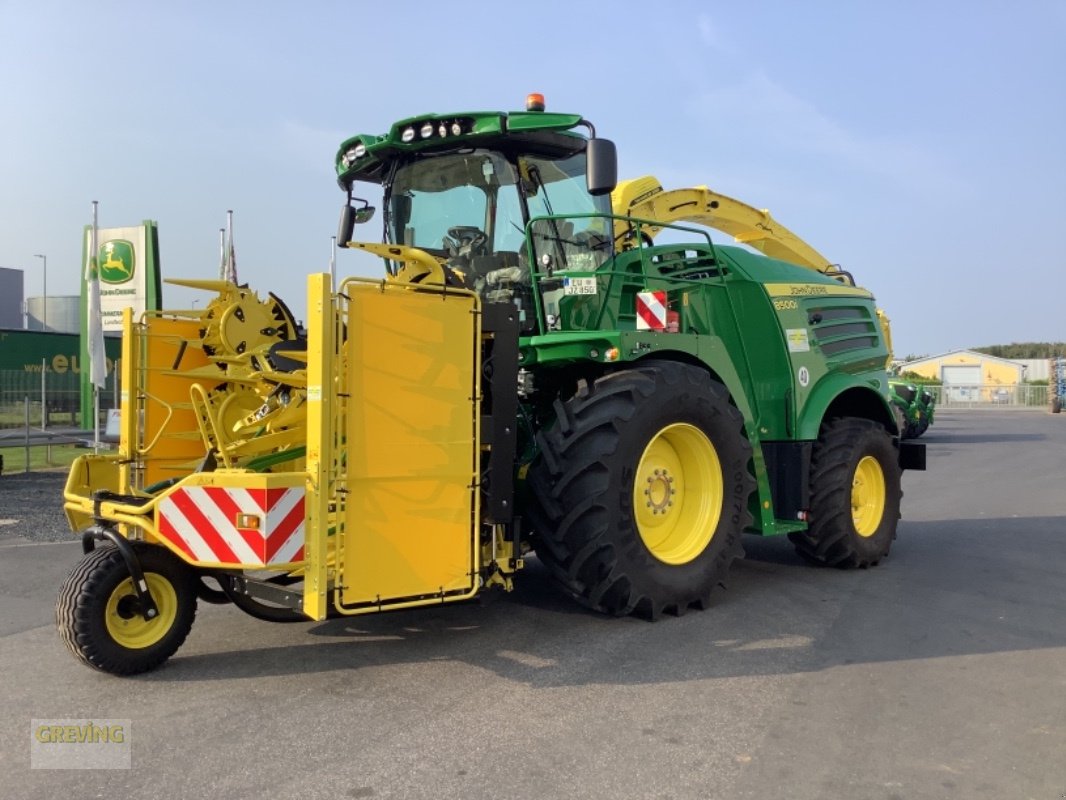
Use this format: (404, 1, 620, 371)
(337, 202, 376, 248)
(586, 138, 617, 196)
(337, 205, 355, 248)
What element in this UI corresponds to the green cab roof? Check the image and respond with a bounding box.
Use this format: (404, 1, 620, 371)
(335, 109, 586, 187)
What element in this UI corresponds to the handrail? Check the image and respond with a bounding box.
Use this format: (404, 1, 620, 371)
(136, 391, 176, 456)
(189, 383, 231, 467)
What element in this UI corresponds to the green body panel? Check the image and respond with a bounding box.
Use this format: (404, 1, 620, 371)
(518, 223, 894, 534)
(524, 228, 893, 432)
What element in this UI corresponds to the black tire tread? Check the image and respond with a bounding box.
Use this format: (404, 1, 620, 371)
(56, 543, 197, 675)
(789, 418, 901, 569)
(528, 361, 754, 619)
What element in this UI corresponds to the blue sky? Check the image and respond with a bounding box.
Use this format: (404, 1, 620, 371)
(1, 0, 1063, 357)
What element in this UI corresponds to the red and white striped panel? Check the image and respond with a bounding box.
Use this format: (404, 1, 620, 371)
(636, 291, 667, 331)
(157, 486, 305, 567)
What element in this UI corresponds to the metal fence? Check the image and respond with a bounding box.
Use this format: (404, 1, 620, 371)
(910, 383, 1049, 410)
(0, 368, 120, 473)
(0, 368, 119, 430)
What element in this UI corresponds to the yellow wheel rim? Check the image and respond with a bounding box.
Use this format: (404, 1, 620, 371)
(634, 423, 723, 565)
(104, 573, 179, 650)
(851, 455, 886, 537)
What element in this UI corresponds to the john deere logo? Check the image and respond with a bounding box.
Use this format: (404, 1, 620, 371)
(98, 240, 135, 284)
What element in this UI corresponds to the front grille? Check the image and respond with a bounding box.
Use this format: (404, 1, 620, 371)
(808, 303, 880, 358)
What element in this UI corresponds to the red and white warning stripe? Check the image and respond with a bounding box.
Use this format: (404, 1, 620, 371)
(157, 486, 304, 566)
(636, 291, 667, 331)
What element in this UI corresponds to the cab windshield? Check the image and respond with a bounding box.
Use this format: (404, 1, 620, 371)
(386, 147, 611, 328)
(386, 148, 611, 268)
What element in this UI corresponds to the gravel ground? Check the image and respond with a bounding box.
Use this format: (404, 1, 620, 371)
(0, 471, 72, 543)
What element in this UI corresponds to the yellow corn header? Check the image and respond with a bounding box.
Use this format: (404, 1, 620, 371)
(60, 274, 522, 673)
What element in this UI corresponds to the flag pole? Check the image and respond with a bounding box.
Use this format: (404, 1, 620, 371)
(90, 201, 100, 451)
(218, 227, 226, 281)
(224, 210, 237, 284)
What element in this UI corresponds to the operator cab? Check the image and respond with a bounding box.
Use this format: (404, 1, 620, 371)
(384, 145, 614, 325)
(337, 102, 617, 333)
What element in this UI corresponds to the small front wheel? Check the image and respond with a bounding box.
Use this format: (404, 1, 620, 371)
(56, 543, 197, 675)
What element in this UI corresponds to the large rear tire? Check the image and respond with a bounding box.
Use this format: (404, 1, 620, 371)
(56, 543, 197, 675)
(789, 418, 901, 568)
(528, 362, 754, 619)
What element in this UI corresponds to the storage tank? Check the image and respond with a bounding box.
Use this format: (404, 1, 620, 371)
(26, 296, 80, 334)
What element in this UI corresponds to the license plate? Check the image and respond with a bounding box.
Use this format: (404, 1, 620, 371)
(563, 277, 598, 296)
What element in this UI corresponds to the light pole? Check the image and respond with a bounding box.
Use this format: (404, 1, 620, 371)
(33, 253, 47, 331)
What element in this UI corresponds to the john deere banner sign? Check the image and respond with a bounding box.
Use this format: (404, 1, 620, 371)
(79, 221, 162, 426)
(81, 222, 161, 331)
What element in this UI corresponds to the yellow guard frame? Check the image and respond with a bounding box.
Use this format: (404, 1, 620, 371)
(304, 275, 483, 620)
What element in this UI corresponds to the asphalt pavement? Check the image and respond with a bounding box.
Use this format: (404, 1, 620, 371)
(1, 411, 1063, 799)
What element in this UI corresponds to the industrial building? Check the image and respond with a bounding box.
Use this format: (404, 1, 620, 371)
(900, 349, 1028, 402)
(0, 267, 24, 329)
